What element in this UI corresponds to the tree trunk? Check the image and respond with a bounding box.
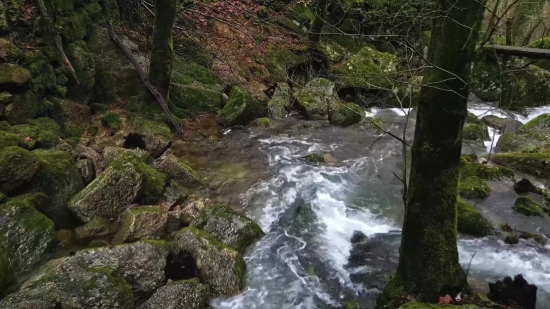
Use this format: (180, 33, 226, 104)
(148, 0, 176, 100)
(376, 0, 487, 308)
(117, 0, 142, 29)
(308, 0, 328, 43)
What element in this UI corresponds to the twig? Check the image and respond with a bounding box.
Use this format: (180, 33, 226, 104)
(36, 0, 80, 84)
(105, 21, 185, 138)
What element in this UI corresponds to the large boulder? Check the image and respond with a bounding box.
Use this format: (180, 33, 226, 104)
(501, 65, 550, 110)
(459, 155, 514, 180)
(296, 78, 339, 120)
(191, 205, 264, 252)
(482, 115, 508, 130)
(458, 176, 490, 199)
(171, 227, 245, 296)
(3, 92, 38, 125)
(69, 152, 166, 222)
(0, 146, 41, 194)
(457, 198, 495, 237)
(329, 102, 363, 126)
(103, 146, 152, 166)
(0, 194, 57, 291)
(170, 84, 226, 115)
(218, 87, 265, 127)
(113, 206, 168, 244)
(169, 195, 214, 229)
(0, 63, 31, 92)
(462, 123, 489, 145)
(138, 278, 210, 309)
(267, 83, 291, 119)
(497, 114, 550, 152)
(492, 152, 550, 178)
(127, 115, 172, 158)
(50, 99, 92, 138)
(12, 117, 63, 149)
(0, 267, 134, 309)
(512, 196, 544, 217)
(334, 46, 397, 90)
(157, 154, 203, 188)
(47, 241, 169, 298)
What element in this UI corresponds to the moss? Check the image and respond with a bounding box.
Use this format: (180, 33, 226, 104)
(169, 84, 226, 115)
(66, 41, 96, 96)
(462, 123, 489, 143)
(251, 117, 272, 127)
(457, 198, 495, 237)
(0, 146, 41, 194)
(84, 2, 103, 19)
(218, 87, 265, 127)
(0, 63, 31, 89)
(492, 152, 550, 178)
(74, 216, 111, 239)
(501, 65, 550, 110)
(56, 9, 91, 42)
(330, 102, 363, 126)
(459, 157, 514, 180)
(458, 176, 490, 199)
(10, 123, 60, 150)
(0, 130, 19, 150)
(87, 125, 99, 136)
(265, 44, 310, 81)
(335, 46, 397, 89)
(4, 92, 38, 125)
(296, 78, 338, 120)
(512, 196, 544, 216)
(172, 58, 222, 86)
(304, 153, 325, 163)
(28, 59, 57, 94)
(114, 152, 166, 200)
(101, 112, 123, 131)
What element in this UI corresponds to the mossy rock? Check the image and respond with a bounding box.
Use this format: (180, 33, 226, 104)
(501, 65, 550, 110)
(304, 153, 325, 163)
(512, 196, 544, 216)
(457, 198, 495, 237)
(251, 117, 272, 127)
(528, 37, 550, 70)
(265, 44, 311, 82)
(139, 278, 211, 309)
(127, 114, 172, 157)
(334, 46, 397, 90)
(492, 152, 550, 178)
(171, 227, 246, 296)
(0, 193, 57, 292)
(4, 91, 38, 125)
(0, 63, 31, 92)
(458, 176, 490, 199)
(353, 116, 384, 135)
(112, 206, 168, 244)
(170, 84, 226, 115)
(172, 57, 222, 86)
(218, 87, 265, 127)
(470, 60, 502, 102)
(101, 112, 123, 131)
(296, 78, 339, 120)
(50, 99, 92, 137)
(157, 154, 203, 188)
(69, 152, 166, 222)
(330, 102, 363, 126)
(191, 205, 264, 252)
(466, 112, 483, 126)
(8, 117, 63, 149)
(103, 146, 151, 166)
(28, 59, 59, 94)
(267, 83, 291, 119)
(56, 9, 91, 42)
(463, 123, 489, 145)
(482, 115, 508, 130)
(74, 216, 111, 240)
(459, 156, 514, 180)
(0, 146, 42, 194)
(87, 125, 99, 136)
(66, 41, 96, 98)
(0, 130, 19, 150)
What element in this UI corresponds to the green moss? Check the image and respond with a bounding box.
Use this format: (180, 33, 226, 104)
(330, 102, 363, 126)
(252, 117, 272, 127)
(0, 130, 19, 150)
(10, 122, 61, 149)
(172, 58, 222, 86)
(101, 112, 123, 131)
(87, 125, 99, 136)
(466, 112, 483, 126)
(501, 65, 550, 110)
(0, 63, 31, 87)
(462, 123, 489, 143)
(0, 146, 41, 194)
(218, 87, 265, 127)
(169, 84, 226, 115)
(459, 157, 514, 180)
(85, 2, 103, 19)
(265, 44, 310, 81)
(458, 176, 490, 199)
(492, 152, 550, 178)
(66, 41, 96, 96)
(304, 153, 325, 163)
(57, 9, 91, 42)
(512, 196, 544, 216)
(65, 124, 83, 138)
(4, 92, 38, 125)
(457, 198, 495, 237)
(28, 59, 57, 94)
(335, 46, 397, 89)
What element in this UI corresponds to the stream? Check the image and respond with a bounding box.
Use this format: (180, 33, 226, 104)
(190, 104, 550, 309)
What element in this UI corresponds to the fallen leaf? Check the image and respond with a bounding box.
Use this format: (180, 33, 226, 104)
(24, 136, 33, 142)
(438, 294, 452, 305)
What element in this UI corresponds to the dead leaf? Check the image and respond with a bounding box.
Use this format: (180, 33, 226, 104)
(438, 294, 452, 305)
(24, 136, 33, 142)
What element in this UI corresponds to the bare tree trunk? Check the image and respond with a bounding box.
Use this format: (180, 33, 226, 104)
(308, 0, 328, 43)
(376, 0, 487, 308)
(148, 0, 176, 100)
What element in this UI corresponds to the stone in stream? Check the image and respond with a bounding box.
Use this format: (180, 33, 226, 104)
(482, 115, 508, 130)
(0, 193, 57, 292)
(497, 114, 550, 153)
(296, 78, 339, 120)
(138, 278, 210, 309)
(488, 274, 537, 309)
(329, 102, 363, 127)
(218, 86, 265, 127)
(456, 198, 495, 237)
(167, 195, 214, 232)
(191, 205, 264, 252)
(492, 152, 550, 179)
(112, 206, 168, 244)
(457, 176, 490, 199)
(502, 119, 524, 134)
(157, 153, 204, 188)
(514, 178, 544, 195)
(512, 196, 544, 217)
(351, 230, 368, 244)
(171, 227, 246, 296)
(267, 83, 291, 119)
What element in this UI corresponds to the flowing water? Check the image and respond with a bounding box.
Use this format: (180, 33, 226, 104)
(208, 105, 550, 309)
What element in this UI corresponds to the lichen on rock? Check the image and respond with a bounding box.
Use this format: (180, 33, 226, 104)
(456, 198, 495, 237)
(296, 78, 339, 120)
(112, 206, 168, 244)
(218, 87, 265, 127)
(138, 278, 210, 309)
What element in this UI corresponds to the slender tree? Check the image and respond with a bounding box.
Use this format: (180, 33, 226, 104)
(149, 0, 177, 100)
(308, 0, 328, 43)
(376, 0, 488, 308)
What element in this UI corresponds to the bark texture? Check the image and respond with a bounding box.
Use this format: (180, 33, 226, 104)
(148, 0, 177, 100)
(376, 0, 487, 307)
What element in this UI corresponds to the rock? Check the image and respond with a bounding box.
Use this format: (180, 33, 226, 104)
(14, 117, 63, 149)
(334, 46, 397, 90)
(103, 146, 152, 166)
(502, 119, 524, 134)
(76, 158, 95, 185)
(218, 87, 265, 127)
(330, 102, 363, 126)
(0, 130, 19, 150)
(492, 152, 550, 178)
(171, 227, 245, 296)
(71, 144, 106, 176)
(466, 112, 484, 126)
(497, 114, 550, 152)
(353, 116, 384, 135)
(47, 241, 169, 298)
(512, 196, 544, 217)
(488, 275, 537, 309)
(87, 125, 99, 136)
(501, 65, 550, 110)
(69, 152, 166, 222)
(458, 176, 490, 199)
(170, 84, 226, 115)
(50, 99, 92, 137)
(351, 230, 368, 244)
(127, 115, 172, 157)
(504, 235, 520, 245)
(463, 123, 489, 145)
(459, 156, 514, 180)
(251, 117, 272, 127)
(191, 205, 264, 252)
(113, 206, 168, 244)
(160, 181, 191, 211)
(267, 83, 291, 119)
(74, 216, 112, 240)
(101, 112, 123, 132)
(0, 146, 41, 194)
(4, 92, 38, 125)
(138, 278, 210, 309)
(457, 198, 495, 237)
(514, 178, 544, 195)
(296, 78, 339, 120)
(0, 267, 134, 308)
(66, 41, 96, 99)
(157, 154, 203, 188)
(482, 115, 508, 130)
(170, 195, 214, 227)
(304, 152, 338, 164)
(0, 63, 31, 92)
(0, 194, 57, 291)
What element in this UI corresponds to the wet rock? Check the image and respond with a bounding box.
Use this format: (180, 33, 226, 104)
(74, 216, 112, 240)
(482, 115, 508, 130)
(0, 267, 134, 308)
(169, 195, 214, 228)
(47, 241, 169, 298)
(138, 278, 210, 309)
(330, 102, 363, 127)
(460, 156, 514, 180)
(351, 230, 368, 244)
(103, 146, 152, 166)
(113, 206, 168, 244)
(488, 274, 537, 309)
(503, 119, 524, 134)
(0, 146, 41, 194)
(497, 114, 550, 152)
(458, 176, 490, 199)
(463, 123, 489, 145)
(512, 196, 544, 217)
(267, 83, 291, 119)
(218, 86, 265, 127)
(304, 152, 338, 164)
(56, 229, 73, 248)
(504, 235, 520, 245)
(251, 117, 272, 128)
(76, 158, 95, 185)
(127, 115, 171, 158)
(0, 193, 57, 291)
(296, 78, 339, 120)
(514, 178, 543, 195)
(4, 92, 38, 125)
(191, 205, 264, 252)
(457, 198, 495, 237)
(0, 63, 31, 92)
(69, 152, 166, 222)
(492, 152, 550, 178)
(157, 154, 203, 188)
(171, 227, 245, 296)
